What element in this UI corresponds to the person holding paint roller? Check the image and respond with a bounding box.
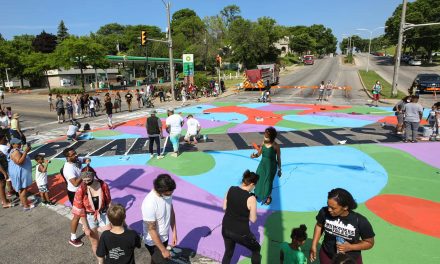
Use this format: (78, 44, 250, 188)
(250, 126, 281, 205)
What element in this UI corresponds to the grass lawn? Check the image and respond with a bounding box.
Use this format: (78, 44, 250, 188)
(358, 70, 406, 99)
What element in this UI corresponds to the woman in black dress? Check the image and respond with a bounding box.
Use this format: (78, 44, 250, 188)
(222, 170, 261, 264)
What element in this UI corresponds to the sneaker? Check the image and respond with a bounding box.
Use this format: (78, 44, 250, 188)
(171, 152, 178, 158)
(23, 204, 35, 211)
(193, 139, 198, 144)
(150, 154, 155, 159)
(69, 238, 84, 247)
(157, 155, 164, 160)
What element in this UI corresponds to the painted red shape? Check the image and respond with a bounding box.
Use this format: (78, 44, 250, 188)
(366, 194, 440, 238)
(205, 106, 283, 126)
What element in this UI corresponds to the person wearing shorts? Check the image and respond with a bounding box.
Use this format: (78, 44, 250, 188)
(372, 81, 382, 107)
(72, 166, 111, 259)
(34, 154, 55, 206)
(165, 108, 183, 157)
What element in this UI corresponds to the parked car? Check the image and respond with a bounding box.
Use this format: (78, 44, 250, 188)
(411, 73, 440, 94)
(401, 55, 412, 63)
(408, 58, 422, 66)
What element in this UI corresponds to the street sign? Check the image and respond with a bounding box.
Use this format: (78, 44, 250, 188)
(183, 54, 194, 77)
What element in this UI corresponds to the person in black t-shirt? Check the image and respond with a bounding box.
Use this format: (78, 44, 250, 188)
(309, 188, 375, 264)
(222, 170, 261, 264)
(125, 92, 133, 112)
(97, 203, 141, 264)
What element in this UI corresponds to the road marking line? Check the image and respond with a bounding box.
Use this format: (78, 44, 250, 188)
(88, 140, 116, 156)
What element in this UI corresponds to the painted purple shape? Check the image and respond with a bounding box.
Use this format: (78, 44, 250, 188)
(115, 126, 148, 137)
(256, 104, 310, 112)
(228, 123, 270, 133)
(91, 165, 271, 261)
(315, 112, 384, 122)
(183, 117, 229, 130)
(381, 142, 440, 169)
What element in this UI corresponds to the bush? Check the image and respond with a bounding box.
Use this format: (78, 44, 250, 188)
(49, 88, 84, 95)
(193, 73, 209, 88)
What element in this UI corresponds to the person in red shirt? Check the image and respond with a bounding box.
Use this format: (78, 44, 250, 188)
(72, 166, 112, 259)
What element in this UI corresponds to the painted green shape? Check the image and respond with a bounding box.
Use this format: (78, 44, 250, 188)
(237, 210, 318, 264)
(147, 152, 215, 176)
(92, 129, 122, 137)
(273, 110, 303, 115)
(352, 144, 440, 202)
(240, 204, 440, 264)
(157, 113, 168, 118)
(276, 119, 335, 130)
(331, 106, 392, 116)
(201, 123, 237, 134)
(31, 159, 65, 181)
(212, 102, 242, 107)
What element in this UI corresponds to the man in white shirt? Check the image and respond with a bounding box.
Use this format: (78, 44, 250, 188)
(184, 114, 201, 144)
(66, 121, 81, 142)
(165, 108, 183, 157)
(142, 174, 177, 264)
(62, 147, 90, 247)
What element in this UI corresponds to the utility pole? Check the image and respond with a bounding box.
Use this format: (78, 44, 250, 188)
(391, 0, 408, 97)
(163, 1, 176, 101)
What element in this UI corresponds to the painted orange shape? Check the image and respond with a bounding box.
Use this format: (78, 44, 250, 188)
(366, 194, 440, 238)
(205, 106, 283, 126)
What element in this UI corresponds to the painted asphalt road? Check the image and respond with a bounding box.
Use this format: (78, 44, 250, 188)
(355, 53, 440, 107)
(235, 55, 371, 106)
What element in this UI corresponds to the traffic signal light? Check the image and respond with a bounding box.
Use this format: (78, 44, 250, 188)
(141, 31, 148, 46)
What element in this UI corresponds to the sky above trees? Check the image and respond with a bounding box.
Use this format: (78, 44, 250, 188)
(0, 0, 404, 42)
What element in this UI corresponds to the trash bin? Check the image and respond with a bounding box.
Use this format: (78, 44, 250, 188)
(136, 80, 142, 86)
(159, 78, 164, 84)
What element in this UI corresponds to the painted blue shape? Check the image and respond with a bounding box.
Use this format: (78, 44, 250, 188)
(92, 133, 140, 140)
(196, 112, 248, 123)
(179, 146, 388, 212)
(283, 114, 375, 128)
(379, 106, 431, 118)
(423, 108, 432, 119)
(273, 126, 296, 132)
(238, 103, 269, 109)
(176, 104, 216, 114)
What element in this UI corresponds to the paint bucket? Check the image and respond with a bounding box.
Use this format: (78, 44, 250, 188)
(423, 126, 433, 137)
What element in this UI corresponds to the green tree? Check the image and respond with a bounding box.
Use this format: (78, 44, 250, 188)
(220, 5, 241, 28)
(52, 37, 107, 91)
(290, 33, 316, 55)
(32, 31, 57, 53)
(385, 0, 440, 62)
(10, 35, 35, 88)
(57, 20, 69, 42)
(21, 52, 54, 90)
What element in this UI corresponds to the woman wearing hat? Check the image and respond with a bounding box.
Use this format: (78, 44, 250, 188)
(8, 138, 34, 210)
(10, 113, 25, 144)
(72, 166, 112, 258)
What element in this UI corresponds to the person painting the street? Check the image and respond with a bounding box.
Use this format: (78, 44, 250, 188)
(142, 174, 177, 264)
(251, 126, 281, 205)
(222, 170, 261, 264)
(371, 81, 381, 107)
(309, 188, 375, 264)
(72, 165, 112, 259)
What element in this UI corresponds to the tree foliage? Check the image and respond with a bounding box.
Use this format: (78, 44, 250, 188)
(52, 36, 107, 90)
(32, 31, 57, 53)
(385, 0, 440, 61)
(57, 20, 69, 42)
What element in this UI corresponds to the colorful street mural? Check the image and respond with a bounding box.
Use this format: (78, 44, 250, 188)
(28, 103, 440, 263)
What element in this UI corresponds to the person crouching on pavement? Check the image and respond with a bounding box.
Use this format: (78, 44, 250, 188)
(66, 121, 81, 142)
(184, 114, 201, 144)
